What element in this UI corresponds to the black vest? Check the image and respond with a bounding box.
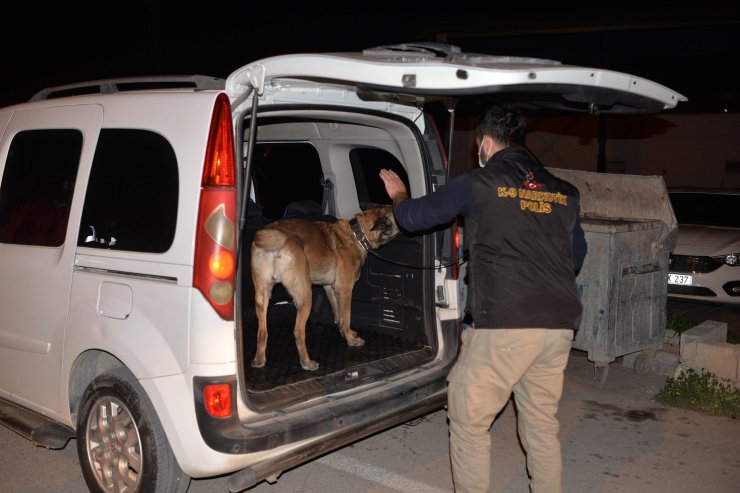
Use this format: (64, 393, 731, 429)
(467, 147, 583, 329)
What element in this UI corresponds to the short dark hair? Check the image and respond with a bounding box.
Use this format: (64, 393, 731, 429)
(475, 104, 527, 147)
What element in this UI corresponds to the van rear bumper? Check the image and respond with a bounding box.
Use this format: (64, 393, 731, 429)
(193, 363, 449, 455)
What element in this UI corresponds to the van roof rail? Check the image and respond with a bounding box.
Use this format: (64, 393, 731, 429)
(30, 75, 226, 101)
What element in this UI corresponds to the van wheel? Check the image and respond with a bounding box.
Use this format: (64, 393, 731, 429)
(77, 368, 191, 493)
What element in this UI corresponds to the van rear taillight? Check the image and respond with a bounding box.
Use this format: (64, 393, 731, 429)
(194, 94, 237, 320)
(204, 383, 232, 418)
(203, 94, 236, 187)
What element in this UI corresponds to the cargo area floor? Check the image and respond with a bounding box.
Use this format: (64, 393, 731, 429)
(242, 303, 432, 410)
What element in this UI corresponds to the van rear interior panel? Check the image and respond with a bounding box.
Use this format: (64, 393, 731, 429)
(238, 110, 437, 411)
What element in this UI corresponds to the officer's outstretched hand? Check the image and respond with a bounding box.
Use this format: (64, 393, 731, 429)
(379, 169, 409, 204)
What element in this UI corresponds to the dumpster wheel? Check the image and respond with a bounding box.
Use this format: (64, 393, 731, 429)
(633, 350, 657, 376)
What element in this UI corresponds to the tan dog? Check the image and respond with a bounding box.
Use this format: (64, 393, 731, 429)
(250, 206, 399, 371)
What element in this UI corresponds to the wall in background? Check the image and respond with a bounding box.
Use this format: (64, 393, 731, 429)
(449, 113, 740, 190)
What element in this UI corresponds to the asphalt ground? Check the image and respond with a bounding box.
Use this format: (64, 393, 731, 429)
(193, 346, 740, 492)
(1, 299, 738, 492)
(2, 345, 738, 493)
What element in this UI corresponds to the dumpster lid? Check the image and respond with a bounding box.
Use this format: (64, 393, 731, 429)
(546, 168, 677, 230)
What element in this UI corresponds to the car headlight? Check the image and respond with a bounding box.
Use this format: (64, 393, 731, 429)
(712, 253, 739, 266)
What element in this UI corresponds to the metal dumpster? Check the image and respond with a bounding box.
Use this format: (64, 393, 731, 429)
(548, 168, 677, 383)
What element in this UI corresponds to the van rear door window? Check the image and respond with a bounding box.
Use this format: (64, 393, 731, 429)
(350, 147, 409, 206)
(251, 142, 324, 220)
(78, 129, 178, 252)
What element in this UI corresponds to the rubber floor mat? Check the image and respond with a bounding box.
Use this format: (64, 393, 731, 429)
(242, 303, 431, 409)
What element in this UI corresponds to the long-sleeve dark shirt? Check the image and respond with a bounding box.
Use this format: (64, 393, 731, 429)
(393, 147, 586, 329)
(394, 167, 587, 272)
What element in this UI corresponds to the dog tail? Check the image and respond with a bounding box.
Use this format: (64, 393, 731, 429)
(253, 228, 288, 252)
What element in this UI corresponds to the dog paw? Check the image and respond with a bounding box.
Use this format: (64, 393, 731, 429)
(251, 358, 266, 368)
(301, 359, 319, 371)
(347, 335, 365, 347)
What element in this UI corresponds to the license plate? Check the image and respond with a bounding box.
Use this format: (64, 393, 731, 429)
(668, 273, 693, 285)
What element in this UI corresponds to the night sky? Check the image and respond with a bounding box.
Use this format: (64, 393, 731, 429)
(2, 2, 738, 112)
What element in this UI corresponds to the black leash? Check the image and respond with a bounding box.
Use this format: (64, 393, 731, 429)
(366, 248, 468, 271)
(350, 216, 468, 271)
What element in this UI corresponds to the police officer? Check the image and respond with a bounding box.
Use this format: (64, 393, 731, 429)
(379, 104, 587, 493)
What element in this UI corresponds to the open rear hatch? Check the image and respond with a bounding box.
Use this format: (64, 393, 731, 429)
(228, 43, 687, 412)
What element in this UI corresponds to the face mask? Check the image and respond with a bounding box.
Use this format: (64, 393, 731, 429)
(478, 143, 487, 167)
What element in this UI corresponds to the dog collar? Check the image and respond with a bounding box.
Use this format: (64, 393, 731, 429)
(349, 217, 374, 252)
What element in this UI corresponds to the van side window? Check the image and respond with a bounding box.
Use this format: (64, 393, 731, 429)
(0, 129, 82, 247)
(252, 143, 324, 220)
(78, 129, 178, 253)
(350, 147, 409, 206)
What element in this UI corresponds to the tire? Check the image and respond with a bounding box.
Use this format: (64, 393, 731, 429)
(77, 368, 191, 493)
(633, 351, 656, 376)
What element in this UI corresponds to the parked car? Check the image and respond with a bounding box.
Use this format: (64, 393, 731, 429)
(668, 189, 740, 305)
(0, 42, 685, 493)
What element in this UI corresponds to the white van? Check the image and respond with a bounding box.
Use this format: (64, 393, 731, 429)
(0, 43, 685, 492)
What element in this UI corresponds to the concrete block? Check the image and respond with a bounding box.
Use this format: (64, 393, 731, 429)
(674, 363, 740, 390)
(680, 340, 698, 364)
(654, 351, 680, 376)
(680, 320, 727, 363)
(680, 320, 727, 347)
(694, 342, 740, 381)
